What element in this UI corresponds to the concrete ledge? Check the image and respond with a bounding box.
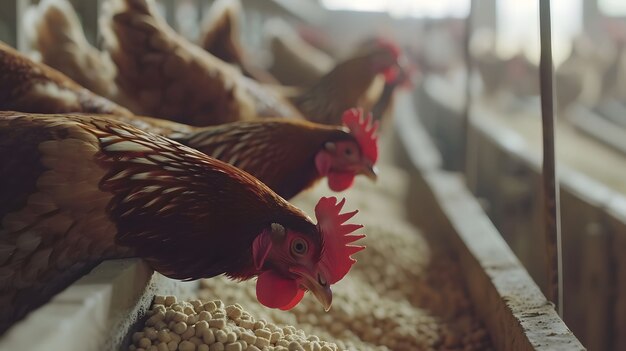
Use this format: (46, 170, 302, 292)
(394, 90, 442, 171)
(394, 91, 585, 350)
(466, 98, 625, 349)
(569, 105, 626, 156)
(419, 171, 585, 351)
(0, 259, 197, 351)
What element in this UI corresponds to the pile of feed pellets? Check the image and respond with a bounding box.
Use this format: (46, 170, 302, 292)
(130, 146, 494, 350)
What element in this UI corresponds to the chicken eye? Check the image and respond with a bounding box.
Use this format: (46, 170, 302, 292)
(342, 145, 360, 161)
(291, 238, 308, 256)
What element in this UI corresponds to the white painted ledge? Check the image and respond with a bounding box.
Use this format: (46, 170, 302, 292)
(0, 259, 197, 351)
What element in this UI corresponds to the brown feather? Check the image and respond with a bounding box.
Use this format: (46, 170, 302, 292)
(199, 0, 280, 85)
(0, 113, 126, 331)
(290, 53, 383, 126)
(105, 113, 196, 136)
(199, 0, 244, 67)
(172, 119, 354, 199)
(265, 19, 335, 87)
(101, 0, 301, 126)
(97, 114, 356, 199)
(0, 41, 132, 116)
(0, 111, 318, 330)
(24, 0, 119, 100)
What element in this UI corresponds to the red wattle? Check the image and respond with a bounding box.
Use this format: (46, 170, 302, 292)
(256, 271, 303, 310)
(279, 289, 305, 311)
(327, 172, 355, 191)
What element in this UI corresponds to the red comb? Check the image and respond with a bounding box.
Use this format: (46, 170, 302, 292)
(315, 197, 365, 284)
(342, 108, 379, 163)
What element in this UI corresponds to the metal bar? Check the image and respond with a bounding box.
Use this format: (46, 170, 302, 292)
(538, 0, 563, 317)
(463, 0, 475, 189)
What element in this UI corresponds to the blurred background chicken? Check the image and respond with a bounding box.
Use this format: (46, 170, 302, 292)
(290, 40, 404, 125)
(200, 7, 413, 126)
(23, 0, 120, 102)
(0, 41, 379, 201)
(101, 0, 302, 126)
(0, 111, 365, 330)
(22, 0, 413, 129)
(199, 0, 242, 66)
(264, 18, 335, 88)
(199, 0, 279, 85)
(0, 41, 131, 116)
(201, 10, 414, 124)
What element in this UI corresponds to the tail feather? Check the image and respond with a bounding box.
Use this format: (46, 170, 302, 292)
(100, 0, 302, 123)
(199, 0, 280, 85)
(264, 18, 334, 87)
(199, 0, 242, 64)
(24, 0, 119, 99)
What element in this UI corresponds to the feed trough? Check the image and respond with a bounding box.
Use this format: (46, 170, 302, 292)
(0, 92, 583, 351)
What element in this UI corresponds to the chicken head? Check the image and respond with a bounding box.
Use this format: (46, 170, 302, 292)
(253, 197, 364, 311)
(315, 109, 379, 191)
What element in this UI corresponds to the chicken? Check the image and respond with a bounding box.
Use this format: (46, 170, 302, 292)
(0, 111, 365, 331)
(23, 0, 120, 102)
(354, 38, 416, 120)
(101, 0, 302, 126)
(173, 110, 378, 198)
(199, 0, 279, 85)
(291, 40, 403, 126)
(113, 109, 379, 200)
(370, 60, 415, 122)
(0, 41, 132, 116)
(0, 42, 379, 200)
(264, 18, 335, 87)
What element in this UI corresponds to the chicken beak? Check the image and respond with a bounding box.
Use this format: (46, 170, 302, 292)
(360, 163, 378, 182)
(290, 267, 333, 311)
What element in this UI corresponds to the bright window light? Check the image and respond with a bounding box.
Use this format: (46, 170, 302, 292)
(497, 0, 582, 65)
(320, 0, 470, 18)
(599, 0, 626, 16)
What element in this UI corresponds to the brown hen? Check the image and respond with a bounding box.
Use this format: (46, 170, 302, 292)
(0, 45, 379, 201)
(110, 111, 379, 200)
(0, 41, 131, 116)
(101, 0, 302, 126)
(290, 41, 402, 125)
(264, 18, 335, 87)
(24, 0, 120, 101)
(0, 111, 365, 331)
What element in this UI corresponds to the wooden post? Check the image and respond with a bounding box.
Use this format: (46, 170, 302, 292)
(538, 0, 563, 317)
